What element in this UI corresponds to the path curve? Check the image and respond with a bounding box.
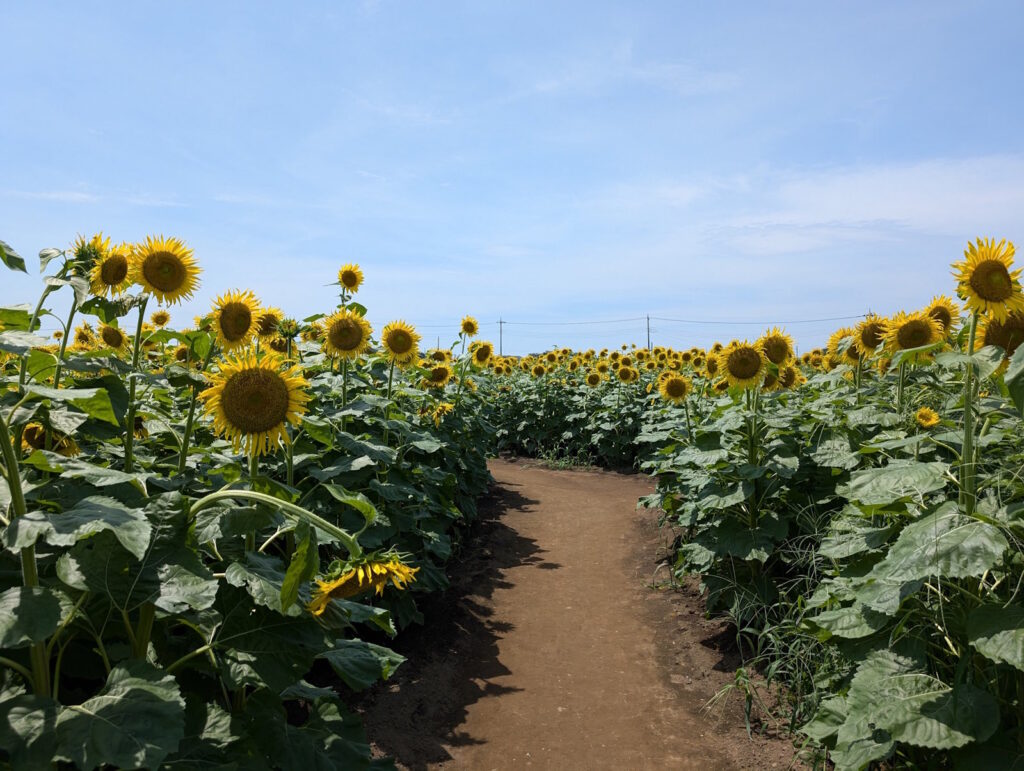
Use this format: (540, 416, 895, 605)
(359, 459, 798, 769)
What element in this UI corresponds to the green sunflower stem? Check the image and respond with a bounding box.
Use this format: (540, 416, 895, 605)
(132, 602, 156, 659)
(896, 361, 907, 414)
(341, 358, 349, 433)
(683, 399, 693, 440)
(746, 387, 760, 529)
(382, 360, 396, 446)
(189, 490, 362, 559)
(962, 311, 979, 516)
(50, 293, 79, 390)
(124, 296, 150, 473)
(18, 261, 69, 389)
(176, 342, 217, 474)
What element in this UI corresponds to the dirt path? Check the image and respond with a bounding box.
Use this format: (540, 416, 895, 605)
(359, 459, 799, 770)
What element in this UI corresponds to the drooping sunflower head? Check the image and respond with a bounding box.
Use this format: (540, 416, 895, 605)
(301, 322, 324, 342)
(718, 341, 767, 389)
(884, 311, 943, 361)
(150, 309, 172, 328)
(423, 362, 454, 389)
(854, 315, 887, 357)
(99, 324, 129, 352)
(952, 238, 1024, 322)
(713, 378, 730, 394)
(337, 263, 364, 293)
(211, 289, 261, 351)
(132, 235, 200, 305)
(778, 365, 802, 390)
(308, 554, 419, 617)
(757, 327, 794, 366)
(322, 309, 372, 360)
(199, 352, 310, 458)
(381, 320, 421, 367)
(980, 311, 1024, 361)
(268, 336, 289, 354)
(255, 307, 284, 339)
(460, 315, 479, 337)
(21, 422, 80, 457)
(915, 407, 940, 429)
(72, 322, 96, 350)
(471, 341, 493, 367)
(89, 240, 132, 297)
(827, 327, 855, 357)
(925, 295, 960, 335)
(705, 356, 720, 377)
(658, 374, 692, 404)
(432, 402, 454, 427)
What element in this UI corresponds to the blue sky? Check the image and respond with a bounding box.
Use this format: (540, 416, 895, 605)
(2, 1, 1023, 353)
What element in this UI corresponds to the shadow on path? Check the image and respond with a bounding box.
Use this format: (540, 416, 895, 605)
(356, 478, 550, 769)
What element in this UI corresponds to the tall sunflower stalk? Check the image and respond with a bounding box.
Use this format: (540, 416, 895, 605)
(123, 296, 149, 473)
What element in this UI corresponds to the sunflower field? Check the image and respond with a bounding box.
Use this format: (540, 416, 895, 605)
(0, 236, 493, 768)
(481, 239, 1024, 769)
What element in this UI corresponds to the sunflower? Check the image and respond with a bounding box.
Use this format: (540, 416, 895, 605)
(72, 232, 111, 265)
(616, 365, 639, 383)
(718, 341, 767, 389)
(427, 348, 451, 363)
(471, 341, 493, 367)
(585, 371, 602, 388)
(925, 295, 960, 335)
(531, 363, 546, 377)
(460, 315, 479, 337)
(72, 322, 96, 350)
(884, 311, 943, 362)
(211, 290, 261, 351)
(756, 328, 793, 366)
(89, 240, 132, 297)
(277, 318, 300, 341)
(98, 324, 128, 352)
(255, 307, 283, 339)
(915, 407, 940, 429)
(658, 374, 692, 404)
(301, 322, 324, 342)
(952, 238, 1024, 323)
(778, 365, 802, 390)
(21, 422, 80, 457)
(713, 378, 730, 393)
(979, 311, 1024, 360)
(595, 360, 610, 375)
(132, 235, 200, 305)
(337, 263, 364, 293)
(827, 327, 855, 357)
(268, 336, 289, 354)
(423, 362, 454, 389)
(173, 344, 190, 364)
(200, 352, 310, 458)
(308, 556, 418, 617)
(432, 402, 454, 427)
(854, 315, 886, 357)
(322, 309, 372, 360)
(704, 356, 720, 377)
(380, 320, 421, 367)
(148, 309, 171, 329)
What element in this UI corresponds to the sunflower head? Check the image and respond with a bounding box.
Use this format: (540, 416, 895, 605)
(658, 374, 692, 404)
(952, 238, 1024, 322)
(471, 341, 493, 367)
(277, 318, 301, 340)
(308, 554, 419, 617)
(926, 295, 960, 335)
(89, 240, 132, 298)
(337, 263, 364, 293)
(713, 378, 730, 394)
(150, 309, 172, 328)
(211, 290, 261, 351)
(980, 311, 1024, 361)
(915, 407, 940, 429)
(132, 235, 200, 305)
(99, 324, 128, 352)
(854, 315, 886, 357)
(460, 315, 479, 337)
(72, 322, 96, 350)
(884, 311, 943, 362)
(778, 365, 802, 390)
(301, 322, 324, 342)
(531, 363, 546, 378)
(423, 362, 454, 389)
(323, 309, 372, 360)
(756, 327, 794, 366)
(255, 307, 283, 339)
(585, 371, 602, 388)
(616, 365, 639, 383)
(22, 422, 80, 457)
(381, 320, 421, 367)
(200, 352, 310, 458)
(718, 341, 767, 389)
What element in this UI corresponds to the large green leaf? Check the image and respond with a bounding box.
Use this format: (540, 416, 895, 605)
(0, 238, 27, 272)
(837, 462, 948, 508)
(967, 605, 1024, 671)
(0, 330, 51, 355)
(54, 661, 185, 770)
(225, 553, 303, 616)
(1005, 344, 1024, 417)
(280, 521, 319, 612)
(0, 586, 62, 648)
(3, 496, 152, 559)
(0, 304, 36, 331)
(23, 384, 119, 426)
(0, 693, 59, 769)
(317, 638, 406, 691)
(807, 603, 890, 640)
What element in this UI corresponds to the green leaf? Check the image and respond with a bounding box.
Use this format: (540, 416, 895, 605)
(317, 639, 406, 691)
(0, 694, 59, 769)
(812, 436, 861, 470)
(0, 238, 27, 272)
(225, 553, 303, 616)
(38, 247, 63, 272)
(54, 661, 186, 770)
(3, 496, 152, 559)
(0, 304, 35, 331)
(837, 461, 948, 508)
(280, 521, 319, 612)
(1005, 344, 1024, 417)
(23, 348, 57, 384)
(0, 331, 51, 355)
(322, 484, 378, 526)
(59, 459, 150, 491)
(967, 605, 1024, 671)
(807, 603, 891, 640)
(23, 384, 119, 426)
(0, 586, 62, 648)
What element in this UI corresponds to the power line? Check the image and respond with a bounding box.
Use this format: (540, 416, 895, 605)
(502, 317, 646, 326)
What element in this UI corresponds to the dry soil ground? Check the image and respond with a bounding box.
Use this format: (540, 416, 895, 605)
(358, 458, 802, 770)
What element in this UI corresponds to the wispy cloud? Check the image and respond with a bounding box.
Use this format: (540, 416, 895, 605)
(0, 188, 186, 207)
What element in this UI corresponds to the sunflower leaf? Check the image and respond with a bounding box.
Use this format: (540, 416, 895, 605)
(38, 247, 63, 272)
(0, 238, 27, 273)
(1004, 344, 1024, 417)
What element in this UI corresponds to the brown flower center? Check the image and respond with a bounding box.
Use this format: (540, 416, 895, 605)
(340, 270, 360, 289)
(385, 329, 413, 356)
(101, 327, 125, 348)
(858, 322, 885, 350)
(142, 252, 187, 293)
(257, 313, 279, 336)
(221, 368, 290, 434)
(219, 302, 253, 342)
(329, 318, 364, 351)
(982, 314, 1024, 357)
(779, 366, 797, 388)
(927, 306, 952, 331)
(665, 378, 688, 398)
(896, 319, 933, 350)
(100, 254, 128, 286)
(474, 345, 492, 363)
(726, 347, 762, 380)
(969, 259, 1013, 302)
(762, 337, 790, 365)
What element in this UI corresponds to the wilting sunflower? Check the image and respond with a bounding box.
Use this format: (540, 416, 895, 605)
(471, 341, 493, 367)
(200, 352, 310, 458)
(308, 555, 418, 616)
(432, 402, 454, 427)
(89, 240, 132, 297)
(952, 238, 1024, 322)
(925, 295, 960, 335)
(915, 407, 940, 429)
(460, 315, 479, 337)
(585, 371, 602, 388)
(72, 322, 96, 350)
(21, 422, 80, 457)
(150, 309, 171, 328)
(380, 320, 421, 367)
(423, 362, 454, 389)
(321, 309, 372, 360)
(757, 328, 794, 366)
(713, 378, 730, 393)
(132, 235, 200, 305)
(778, 365, 802, 390)
(980, 311, 1024, 360)
(883, 311, 943, 362)
(854, 315, 887, 357)
(98, 324, 128, 352)
(718, 341, 767, 389)
(338, 263, 364, 293)
(658, 374, 692, 404)
(211, 290, 261, 351)
(255, 307, 283, 339)
(301, 322, 324, 342)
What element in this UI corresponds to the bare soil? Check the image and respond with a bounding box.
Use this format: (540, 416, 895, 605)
(358, 458, 801, 770)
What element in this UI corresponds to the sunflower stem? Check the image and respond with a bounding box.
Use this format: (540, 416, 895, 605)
(176, 342, 217, 474)
(962, 311, 979, 516)
(49, 294, 79, 390)
(340, 358, 349, 433)
(18, 261, 69, 389)
(382, 359, 396, 447)
(124, 296, 150, 473)
(896, 361, 907, 414)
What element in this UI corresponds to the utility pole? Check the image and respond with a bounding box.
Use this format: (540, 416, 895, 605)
(646, 315, 651, 351)
(499, 318, 504, 356)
